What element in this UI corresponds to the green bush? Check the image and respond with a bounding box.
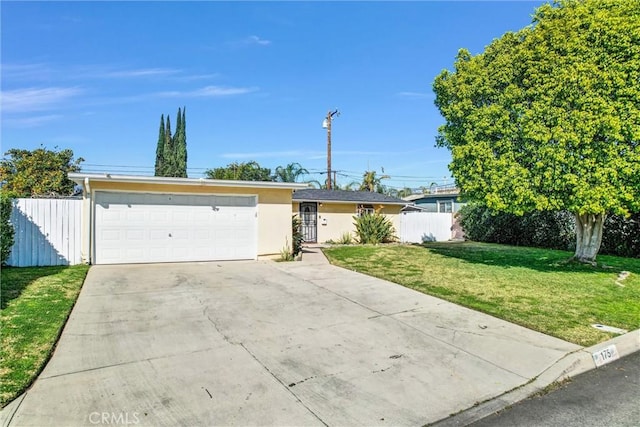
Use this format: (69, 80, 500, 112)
(279, 239, 295, 261)
(458, 204, 574, 250)
(292, 215, 304, 257)
(0, 193, 15, 265)
(458, 203, 640, 257)
(336, 232, 353, 245)
(601, 213, 640, 258)
(353, 212, 396, 244)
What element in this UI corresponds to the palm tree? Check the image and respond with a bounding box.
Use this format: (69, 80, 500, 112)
(390, 187, 414, 198)
(359, 170, 390, 193)
(273, 162, 309, 183)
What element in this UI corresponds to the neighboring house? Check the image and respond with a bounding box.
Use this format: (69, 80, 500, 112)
(292, 189, 406, 243)
(403, 190, 466, 214)
(68, 173, 308, 265)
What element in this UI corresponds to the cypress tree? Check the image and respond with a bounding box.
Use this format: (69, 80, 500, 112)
(174, 108, 182, 177)
(163, 115, 174, 176)
(154, 114, 165, 176)
(153, 108, 187, 177)
(175, 106, 187, 177)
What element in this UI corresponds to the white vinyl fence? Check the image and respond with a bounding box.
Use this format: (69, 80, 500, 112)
(400, 212, 453, 243)
(8, 198, 83, 267)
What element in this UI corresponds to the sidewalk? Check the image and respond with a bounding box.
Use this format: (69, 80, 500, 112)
(299, 244, 331, 265)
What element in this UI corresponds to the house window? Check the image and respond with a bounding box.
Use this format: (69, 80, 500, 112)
(357, 204, 375, 216)
(438, 200, 453, 213)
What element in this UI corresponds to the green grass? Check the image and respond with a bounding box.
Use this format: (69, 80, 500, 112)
(1, 265, 90, 407)
(323, 242, 640, 347)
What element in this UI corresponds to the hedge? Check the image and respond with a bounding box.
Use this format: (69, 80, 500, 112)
(458, 204, 639, 258)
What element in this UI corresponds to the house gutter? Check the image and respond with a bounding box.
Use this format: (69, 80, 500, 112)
(68, 173, 310, 190)
(293, 198, 407, 206)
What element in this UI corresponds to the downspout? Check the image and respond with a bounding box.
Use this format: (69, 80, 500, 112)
(84, 177, 92, 264)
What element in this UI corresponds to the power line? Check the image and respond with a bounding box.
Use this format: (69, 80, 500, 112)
(82, 164, 450, 182)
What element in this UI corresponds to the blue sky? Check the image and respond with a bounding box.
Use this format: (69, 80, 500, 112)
(1, 1, 547, 190)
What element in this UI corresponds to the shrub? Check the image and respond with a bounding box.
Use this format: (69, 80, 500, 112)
(336, 232, 353, 245)
(458, 203, 639, 257)
(292, 215, 304, 258)
(353, 213, 396, 244)
(279, 239, 295, 262)
(0, 193, 15, 265)
(458, 204, 574, 251)
(600, 213, 640, 258)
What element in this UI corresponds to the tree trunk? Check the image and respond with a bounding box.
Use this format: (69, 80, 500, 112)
(573, 213, 605, 264)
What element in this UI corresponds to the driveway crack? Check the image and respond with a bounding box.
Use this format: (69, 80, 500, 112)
(203, 307, 239, 345)
(239, 343, 328, 426)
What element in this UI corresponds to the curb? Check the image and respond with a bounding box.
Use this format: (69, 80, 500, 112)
(432, 329, 640, 426)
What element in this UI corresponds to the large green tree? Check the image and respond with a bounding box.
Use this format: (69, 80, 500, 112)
(433, 0, 640, 263)
(0, 147, 84, 197)
(155, 107, 187, 177)
(205, 161, 273, 181)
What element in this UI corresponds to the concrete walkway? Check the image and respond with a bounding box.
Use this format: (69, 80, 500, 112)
(300, 244, 331, 264)
(2, 250, 638, 426)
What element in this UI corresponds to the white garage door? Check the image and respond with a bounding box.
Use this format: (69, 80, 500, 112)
(94, 192, 257, 264)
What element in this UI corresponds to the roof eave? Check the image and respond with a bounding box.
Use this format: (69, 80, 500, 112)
(293, 198, 407, 205)
(68, 173, 310, 190)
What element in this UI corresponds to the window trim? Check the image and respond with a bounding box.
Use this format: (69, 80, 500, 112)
(437, 199, 454, 213)
(356, 204, 375, 216)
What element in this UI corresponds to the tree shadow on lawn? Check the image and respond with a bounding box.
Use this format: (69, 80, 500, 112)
(0, 266, 69, 309)
(419, 241, 640, 275)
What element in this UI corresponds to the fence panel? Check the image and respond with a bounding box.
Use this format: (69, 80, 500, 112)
(8, 198, 82, 267)
(400, 212, 453, 243)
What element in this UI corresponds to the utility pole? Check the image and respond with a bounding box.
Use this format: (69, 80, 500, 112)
(323, 109, 339, 190)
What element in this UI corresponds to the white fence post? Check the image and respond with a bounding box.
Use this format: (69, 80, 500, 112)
(8, 198, 83, 267)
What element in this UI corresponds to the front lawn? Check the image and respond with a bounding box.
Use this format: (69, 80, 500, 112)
(1, 265, 90, 407)
(323, 242, 640, 347)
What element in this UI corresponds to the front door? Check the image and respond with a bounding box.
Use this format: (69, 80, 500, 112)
(300, 202, 317, 243)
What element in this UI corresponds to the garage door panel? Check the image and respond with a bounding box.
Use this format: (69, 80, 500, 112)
(94, 192, 257, 264)
(126, 230, 145, 241)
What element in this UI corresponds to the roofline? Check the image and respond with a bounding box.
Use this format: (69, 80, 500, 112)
(69, 173, 310, 190)
(293, 198, 407, 205)
(403, 193, 460, 201)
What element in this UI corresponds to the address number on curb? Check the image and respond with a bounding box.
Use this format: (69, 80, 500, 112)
(592, 344, 620, 367)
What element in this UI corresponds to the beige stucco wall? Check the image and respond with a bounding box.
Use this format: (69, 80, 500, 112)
(293, 201, 402, 243)
(82, 181, 293, 262)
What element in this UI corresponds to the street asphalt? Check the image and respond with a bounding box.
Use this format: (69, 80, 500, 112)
(1, 246, 638, 426)
(470, 350, 640, 427)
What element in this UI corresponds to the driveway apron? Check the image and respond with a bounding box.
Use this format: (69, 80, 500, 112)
(3, 260, 579, 426)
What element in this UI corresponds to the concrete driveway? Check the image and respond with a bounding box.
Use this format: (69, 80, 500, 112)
(3, 259, 579, 426)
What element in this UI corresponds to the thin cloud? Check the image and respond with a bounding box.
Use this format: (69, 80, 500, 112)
(221, 150, 311, 159)
(156, 85, 258, 98)
(246, 35, 271, 46)
(397, 91, 434, 99)
(1, 63, 52, 81)
(1, 87, 83, 113)
(98, 68, 181, 78)
(307, 149, 428, 160)
(176, 73, 221, 82)
(2, 114, 64, 128)
(2, 63, 218, 84)
(220, 149, 421, 160)
(225, 35, 272, 49)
